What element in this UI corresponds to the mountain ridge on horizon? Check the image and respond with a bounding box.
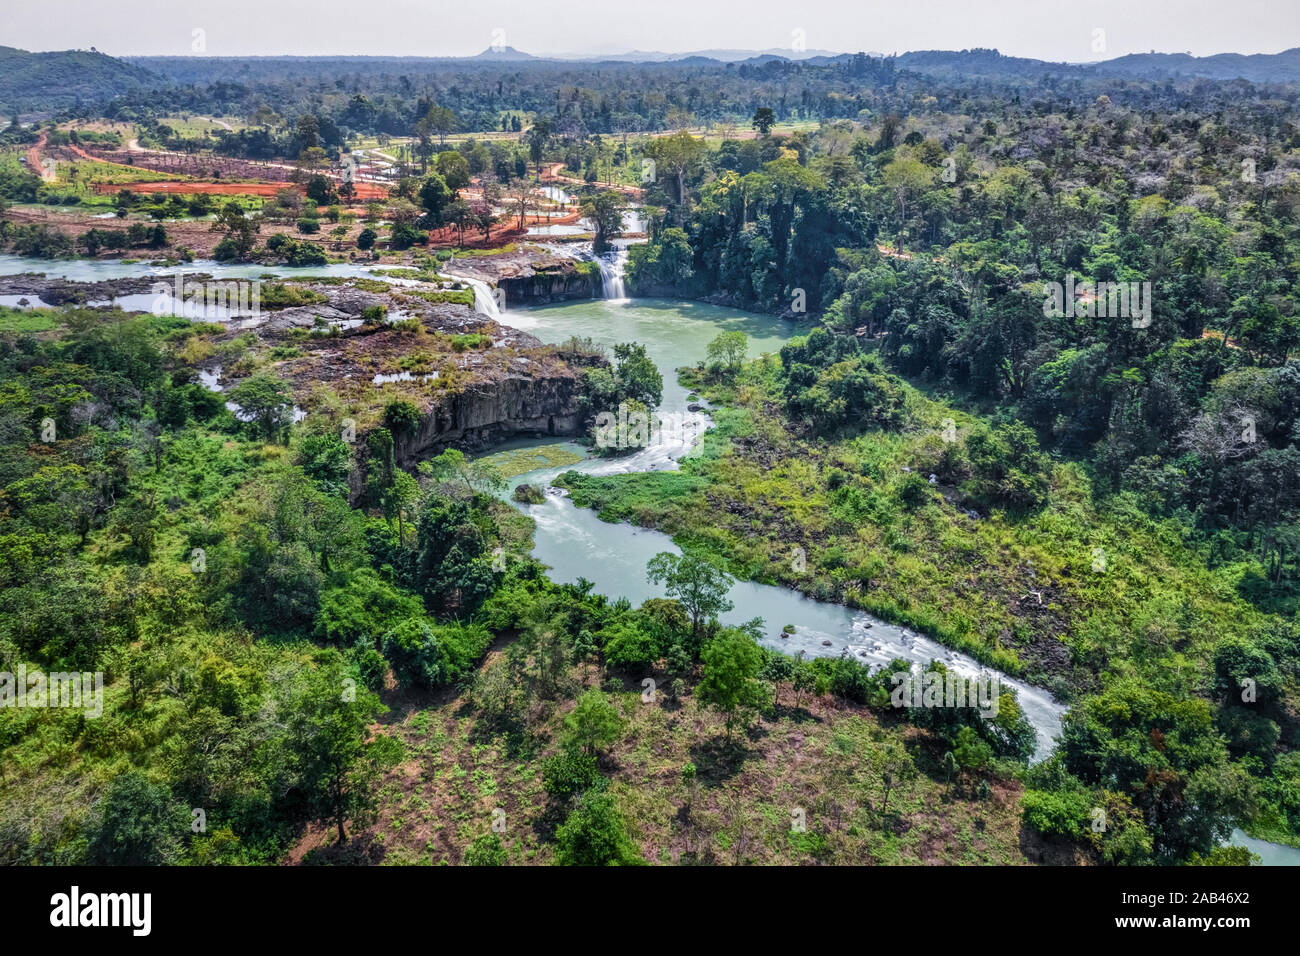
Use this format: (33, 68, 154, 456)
(12, 40, 1297, 66)
(4, 41, 1300, 113)
(125, 43, 1300, 83)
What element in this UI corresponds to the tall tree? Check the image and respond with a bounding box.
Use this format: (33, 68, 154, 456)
(284, 661, 401, 845)
(229, 372, 293, 442)
(646, 551, 734, 643)
(563, 689, 624, 756)
(526, 118, 553, 180)
(578, 190, 627, 255)
(643, 131, 707, 210)
(696, 628, 768, 741)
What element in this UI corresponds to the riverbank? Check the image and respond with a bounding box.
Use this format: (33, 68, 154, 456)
(476, 297, 1066, 757)
(556, 354, 1292, 696)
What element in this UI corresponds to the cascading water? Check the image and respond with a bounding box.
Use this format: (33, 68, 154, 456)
(599, 248, 628, 299)
(444, 269, 502, 318)
(466, 276, 503, 318)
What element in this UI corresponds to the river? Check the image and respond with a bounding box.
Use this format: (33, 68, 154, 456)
(0, 253, 394, 283)
(487, 296, 1068, 759)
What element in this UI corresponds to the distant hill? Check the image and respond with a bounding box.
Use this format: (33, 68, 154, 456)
(475, 46, 538, 62)
(550, 48, 847, 63)
(123, 45, 1300, 86)
(473, 45, 1300, 81)
(4, 42, 1290, 115)
(0, 46, 159, 114)
(1099, 48, 1300, 82)
(894, 46, 1300, 84)
(896, 48, 1074, 79)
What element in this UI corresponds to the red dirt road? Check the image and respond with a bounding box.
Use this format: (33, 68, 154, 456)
(25, 133, 54, 181)
(66, 142, 388, 199)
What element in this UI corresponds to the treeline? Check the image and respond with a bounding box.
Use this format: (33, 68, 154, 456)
(50, 48, 1288, 168)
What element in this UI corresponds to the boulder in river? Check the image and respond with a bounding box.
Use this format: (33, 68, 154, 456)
(512, 483, 547, 505)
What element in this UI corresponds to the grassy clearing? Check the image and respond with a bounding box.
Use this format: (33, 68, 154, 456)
(57, 159, 179, 187)
(157, 116, 248, 136)
(0, 308, 59, 333)
(403, 289, 476, 307)
(449, 243, 521, 259)
(327, 665, 1046, 866)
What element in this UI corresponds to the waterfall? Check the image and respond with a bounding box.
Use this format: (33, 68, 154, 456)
(465, 276, 503, 317)
(445, 270, 502, 318)
(599, 248, 628, 300)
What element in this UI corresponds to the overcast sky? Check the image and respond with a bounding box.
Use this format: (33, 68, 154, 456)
(3, 0, 1297, 61)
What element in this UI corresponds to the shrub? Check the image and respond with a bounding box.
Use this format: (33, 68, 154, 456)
(542, 749, 601, 799)
(316, 569, 424, 647)
(896, 472, 934, 510)
(381, 618, 491, 689)
(390, 224, 427, 250)
(87, 772, 190, 866)
(1021, 788, 1092, 841)
(353, 647, 387, 691)
(462, 833, 506, 866)
(563, 690, 624, 755)
(512, 483, 546, 504)
(601, 620, 660, 672)
(553, 790, 643, 866)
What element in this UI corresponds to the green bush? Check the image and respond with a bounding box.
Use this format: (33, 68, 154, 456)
(553, 790, 644, 866)
(315, 569, 424, 647)
(1021, 788, 1092, 841)
(601, 620, 660, 672)
(380, 617, 491, 689)
(512, 483, 546, 504)
(462, 833, 507, 866)
(542, 749, 601, 800)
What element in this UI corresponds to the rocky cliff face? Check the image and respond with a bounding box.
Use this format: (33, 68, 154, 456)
(394, 369, 588, 465)
(450, 252, 599, 305)
(499, 264, 597, 305)
(348, 362, 595, 503)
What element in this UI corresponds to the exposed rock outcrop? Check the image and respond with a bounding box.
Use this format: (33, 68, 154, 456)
(499, 262, 597, 305)
(394, 367, 589, 464)
(449, 252, 598, 305)
(0, 272, 200, 305)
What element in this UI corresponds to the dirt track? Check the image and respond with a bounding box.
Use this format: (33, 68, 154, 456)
(25, 134, 54, 182)
(66, 142, 389, 200)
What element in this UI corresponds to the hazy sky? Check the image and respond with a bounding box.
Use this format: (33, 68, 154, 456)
(3, 0, 1297, 61)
